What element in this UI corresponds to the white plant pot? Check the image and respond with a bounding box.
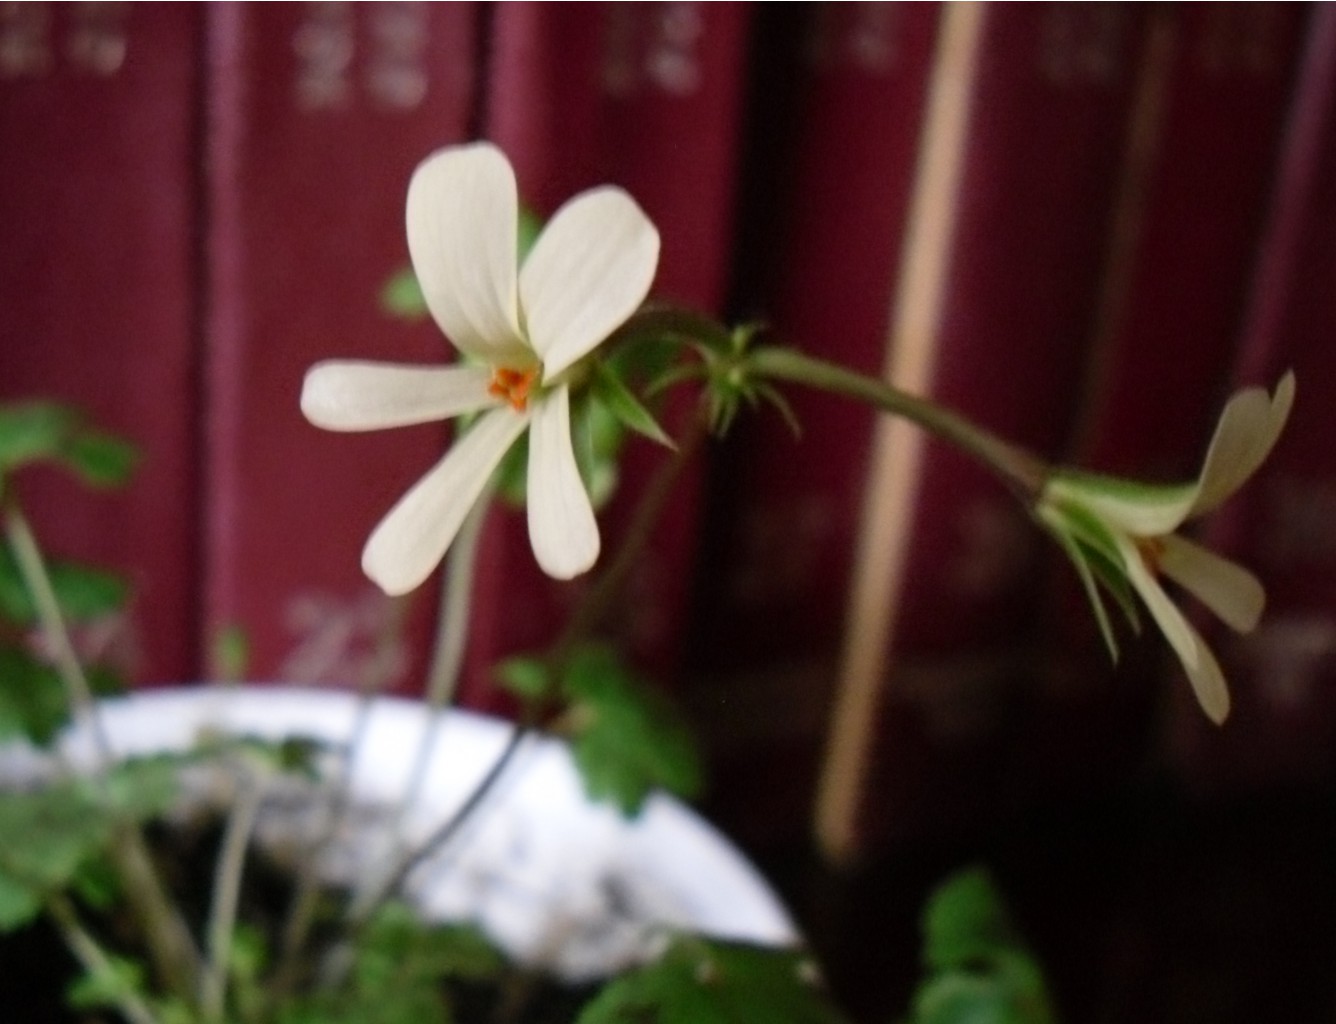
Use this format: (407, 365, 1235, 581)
(7, 686, 798, 982)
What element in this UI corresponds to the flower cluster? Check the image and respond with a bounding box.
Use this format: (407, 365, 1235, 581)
(302, 143, 659, 593)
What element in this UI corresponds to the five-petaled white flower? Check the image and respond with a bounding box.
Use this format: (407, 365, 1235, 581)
(302, 142, 660, 594)
(1037, 372, 1295, 724)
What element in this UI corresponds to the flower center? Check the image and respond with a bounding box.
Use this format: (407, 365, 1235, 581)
(488, 366, 540, 412)
(1137, 537, 1166, 575)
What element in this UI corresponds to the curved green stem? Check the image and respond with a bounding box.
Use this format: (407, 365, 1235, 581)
(748, 346, 1051, 500)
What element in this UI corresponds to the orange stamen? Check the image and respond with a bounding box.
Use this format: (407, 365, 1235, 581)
(1137, 537, 1166, 575)
(488, 366, 540, 412)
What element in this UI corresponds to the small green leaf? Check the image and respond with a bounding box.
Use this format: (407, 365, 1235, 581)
(0, 547, 129, 626)
(0, 870, 41, 931)
(591, 362, 673, 449)
(0, 647, 71, 745)
(210, 623, 251, 682)
(60, 429, 138, 487)
(0, 402, 81, 474)
(0, 401, 138, 488)
(494, 656, 554, 701)
(562, 645, 701, 816)
(577, 938, 850, 1024)
(103, 754, 182, 821)
(906, 868, 1056, 1024)
(380, 266, 430, 319)
(66, 954, 147, 1011)
(921, 868, 1018, 971)
(0, 785, 114, 910)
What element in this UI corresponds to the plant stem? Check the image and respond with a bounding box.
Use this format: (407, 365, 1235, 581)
(389, 494, 488, 835)
(2, 497, 203, 1002)
(2, 498, 112, 764)
(201, 766, 265, 1022)
(749, 346, 1051, 499)
(47, 892, 162, 1024)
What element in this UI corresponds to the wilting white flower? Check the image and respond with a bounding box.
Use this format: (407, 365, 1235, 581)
(303, 143, 659, 594)
(1037, 373, 1295, 724)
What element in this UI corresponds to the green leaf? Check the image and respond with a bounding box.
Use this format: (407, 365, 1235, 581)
(281, 907, 503, 1024)
(0, 647, 71, 745)
(577, 938, 851, 1024)
(0, 546, 129, 625)
(494, 656, 554, 702)
(562, 645, 701, 816)
(210, 623, 251, 682)
(60, 429, 138, 487)
(0, 870, 41, 930)
(380, 266, 430, 319)
(66, 954, 147, 1011)
(103, 754, 182, 820)
(0, 402, 81, 475)
(0, 401, 138, 488)
(0, 785, 114, 928)
(591, 362, 673, 449)
(906, 868, 1056, 1024)
(913, 969, 1038, 1024)
(921, 868, 1018, 971)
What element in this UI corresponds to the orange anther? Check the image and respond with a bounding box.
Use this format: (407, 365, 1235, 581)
(488, 366, 539, 412)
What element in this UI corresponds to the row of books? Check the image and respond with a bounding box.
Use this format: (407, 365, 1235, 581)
(2, 3, 1333, 862)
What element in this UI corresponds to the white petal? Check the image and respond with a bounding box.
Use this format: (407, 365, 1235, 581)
(519, 186, 659, 381)
(1183, 625, 1231, 725)
(363, 407, 528, 595)
(526, 387, 599, 579)
(301, 361, 498, 431)
(1158, 533, 1265, 634)
(1115, 531, 1200, 673)
(406, 144, 530, 366)
(1191, 371, 1295, 517)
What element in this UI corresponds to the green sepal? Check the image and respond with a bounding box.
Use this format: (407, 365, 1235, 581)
(591, 361, 673, 449)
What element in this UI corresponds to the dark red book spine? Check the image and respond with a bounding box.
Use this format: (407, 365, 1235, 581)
(202, 3, 478, 690)
(0, 4, 203, 685)
(461, 3, 754, 709)
(1169, 5, 1336, 793)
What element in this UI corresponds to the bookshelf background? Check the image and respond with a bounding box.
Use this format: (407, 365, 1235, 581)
(3, 3, 1335, 1020)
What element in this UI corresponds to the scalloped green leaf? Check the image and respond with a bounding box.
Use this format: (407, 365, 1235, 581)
(562, 645, 701, 817)
(0, 646, 71, 745)
(0, 401, 81, 474)
(577, 938, 849, 1024)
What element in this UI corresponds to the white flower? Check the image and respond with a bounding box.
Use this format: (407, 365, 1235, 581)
(1037, 372, 1295, 724)
(302, 143, 660, 594)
